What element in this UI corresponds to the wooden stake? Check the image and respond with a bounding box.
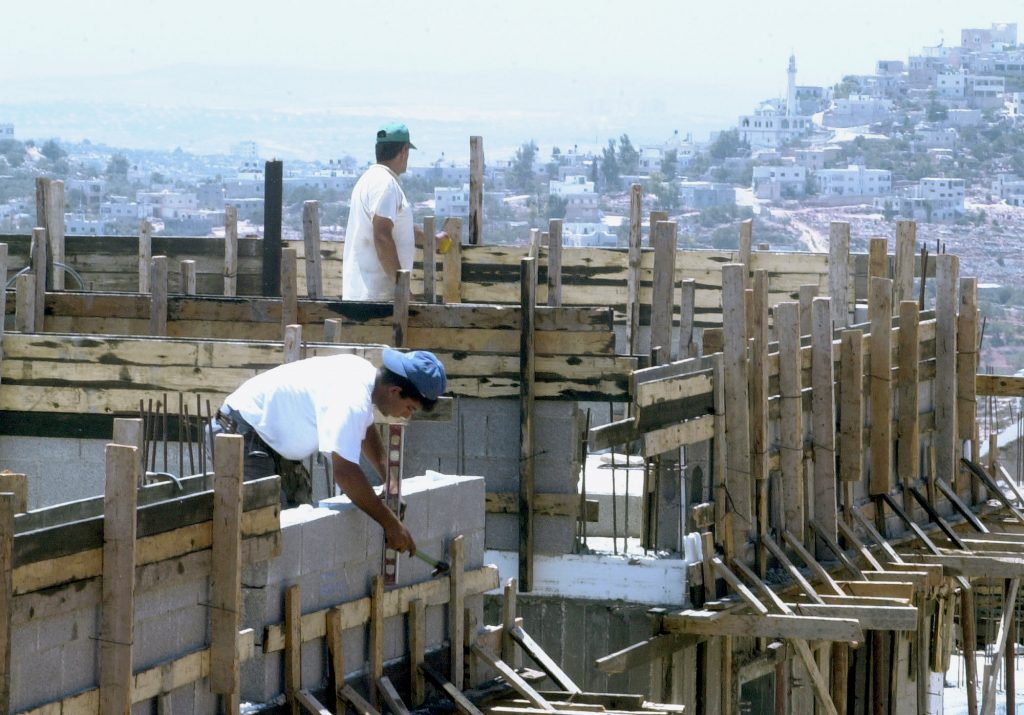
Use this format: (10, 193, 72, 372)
(0, 493, 13, 714)
(224, 205, 238, 297)
(547, 218, 563, 307)
(302, 200, 323, 298)
(409, 598, 425, 707)
(449, 535, 465, 689)
(799, 284, 818, 337)
(981, 578, 1020, 715)
(828, 222, 851, 328)
(738, 219, 752, 286)
(100, 443, 139, 715)
(894, 221, 916, 309)
(15, 272, 35, 333)
(934, 255, 959, 493)
(281, 246, 298, 329)
(326, 607, 345, 714)
(722, 264, 753, 550)
(778, 301, 802, 544)
(958, 278, 979, 500)
(469, 136, 484, 245)
(180, 259, 197, 295)
(811, 297, 838, 555)
(751, 271, 770, 569)
(150, 255, 168, 336)
(443, 217, 463, 304)
(678, 278, 697, 359)
(519, 258, 536, 591)
(284, 324, 302, 364)
(138, 220, 152, 293)
(422, 216, 436, 304)
(868, 237, 888, 281)
(323, 318, 342, 343)
(502, 578, 520, 668)
(30, 227, 45, 331)
(839, 330, 864, 493)
(0, 475, 26, 514)
(625, 184, 642, 356)
(394, 270, 411, 347)
(868, 277, 893, 496)
(896, 302, 920, 510)
(370, 574, 384, 707)
(286, 584, 302, 714)
(651, 221, 677, 359)
(113, 417, 144, 489)
(47, 180, 65, 290)
(210, 434, 244, 706)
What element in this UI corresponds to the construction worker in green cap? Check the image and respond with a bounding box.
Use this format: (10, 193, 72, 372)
(343, 122, 423, 301)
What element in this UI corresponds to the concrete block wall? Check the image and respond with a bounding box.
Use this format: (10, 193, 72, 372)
(405, 398, 582, 555)
(7, 473, 485, 712)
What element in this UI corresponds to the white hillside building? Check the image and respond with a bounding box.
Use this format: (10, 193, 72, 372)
(738, 55, 813, 149)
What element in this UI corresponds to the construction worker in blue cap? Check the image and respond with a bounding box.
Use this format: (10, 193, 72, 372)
(216, 348, 447, 555)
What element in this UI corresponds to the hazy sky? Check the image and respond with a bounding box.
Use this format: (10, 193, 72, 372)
(2, 1, 1023, 159)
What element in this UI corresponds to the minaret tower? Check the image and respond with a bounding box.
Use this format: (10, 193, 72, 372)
(787, 54, 797, 117)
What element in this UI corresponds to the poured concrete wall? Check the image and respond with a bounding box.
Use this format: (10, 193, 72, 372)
(8, 473, 485, 713)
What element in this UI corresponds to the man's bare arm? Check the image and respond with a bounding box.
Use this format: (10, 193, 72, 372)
(371, 214, 401, 280)
(360, 423, 388, 482)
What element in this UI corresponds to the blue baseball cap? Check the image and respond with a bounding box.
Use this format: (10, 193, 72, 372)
(376, 122, 416, 149)
(382, 349, 446, 400)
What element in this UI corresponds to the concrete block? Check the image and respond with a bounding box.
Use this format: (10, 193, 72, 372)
(267, 519, 303, 584)
(241, 584, 272, 632)
(174, 603, 211, 654)
(484, 512, 518, 551)
(425, 604, 445, 650)
(131, 699, 154, 715)
(134, 611, 185, 671)
(341, 626, 367, 676)
(134, 578, 205, 620)
(61, 638, 99, 696)
(462, 456, 518, 492)
(192, 677, 220, 714)
(161, 682, 195, 714)
(300, 507, 343, 575)
(242, 560, 270, 588)
(301, 639, 326, 690)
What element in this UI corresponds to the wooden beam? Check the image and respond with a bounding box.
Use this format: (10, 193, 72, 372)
(776, 302, 806, 541)
(14, 272, 34, 332)
(789, 603, 917, 631)
(30, 227, 45, 331)
(981, 578, 1020, 715)
(828, 222, 850, 328)
(896, 301, 920, 508)
(812, 297, 837, 554)
(839, 330, 864, 489)
(340, 684, 382, 715)
(378, 675, 411, 715)
(281, 246, 298, 329)
(0, 474, 27, 514)
(783, 529, 845, 597)
(547, 219, 563, 308)
(471, 643, 555, 711)
(420, 662, 484, 715)
(594, 632, 703, 674)
(762, 535, 824, 603)
(286, 584, 302, 714)
(138, 220, 152, 293)
(394, 270, 410, 347)
(835, 517, 884, 571)
(449, 535, 465, 689)
(297, 689, 333, 714)
(302, 200, 323, 298)
(326, 607, 345, 714)
(678, 278, 697, 359)
(663, 610, 863, 642)
(868, 277, 892, 496)
(223, 206, 238, 297)
(650, 221, 677, 359)
(625, 184, 642, 356)
(0, 493, 12, 713)
(210, 433, 244, 702)
(893, 221, 915, 307)
(722, 264, 752, 549)
(934, 254, 959, 492)
(99, 443, 139, 715)
(738, 219, 752, 285)
(150, 255, 168, 335)
(810, 520, 866, 580)
(469, 136, 484, 246)
(422, 216, 437, 304)
(713, 558, 769, 615)
(509, 625, 581, 693)
(849, 508, 904, 564)
(751, 270, 770, 571)
(519, 258, 536, 591)
(903, 553, 1024, 578)
(180, 259, 197, 295)
(370, 574, 384, 707)
(442, 217, 463, 304)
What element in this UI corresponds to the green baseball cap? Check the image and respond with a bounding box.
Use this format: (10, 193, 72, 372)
(376, 122, 416, 149)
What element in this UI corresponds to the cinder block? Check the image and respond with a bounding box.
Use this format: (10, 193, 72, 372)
(134, 611, 184, 671)
(462, 456, 518, 492)
(174, 603, 211, 654)
(300, 507, 344, 575)
(341, 626, 367, 676)
(300, 638, 326, 690)
(161, 682, 195, 713)
(61, 638, 99, 696)
(384, 611, 405, 662)
(424, 604, 445, 650)
(131, 698, 154, 715)
(192, 677, 219, 714)
(241, 584, 272, 632)
(266, 520, 303, 584)
(241, 560, 270, 588)
(134, 578, 205, 620)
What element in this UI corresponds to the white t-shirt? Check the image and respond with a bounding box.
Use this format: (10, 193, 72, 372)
(342, 164, 415, 301)
(222, 354, 377, 463)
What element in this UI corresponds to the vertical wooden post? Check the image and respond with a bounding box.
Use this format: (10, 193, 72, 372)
(113, 418, 144, 488)
(650, 221, 677, 360)
(302, 200, 323, 298)
(224, 205, 238, 297)
(469, 136, 484, 245)
(323, 319, 343, 343)
(409, 599, 425, 706)
(777, 302, 806, 540)
(284, 325, 302, 364)
(799, 284, 818, 336)
(722, 264, 752, 551)
(211, 433, 244, 712)
(981, 578, 1020, 715)
(180, 259, 197, 295)
(138, 220, 152, 293)
(828, 222, 851, 329)
(626, 184, 643, 356)
(934, 255, 959, 493)
(647, 210, 668, 355)
(443, 217, 463, 304)
(0, 493, 12, 714)
(327, 607, 346, 713)
(30, 227, 45, 331)
(958, 278, 979, 500)
(422, 216, 436, 304)
(0, 243, 6, 360)
(868, 237, 888, 281)
(502, 578, 520, 668)
(285, 583, 301, 715)
(262, 159, 284, 297)
(678, 279, 697, 358)
(839, 330, 864, 511)
(961, 587, 979, 715)
(868, 277, 893, 497)
(281, 247, 298, 329)
(35, 179, 55, 290)
(370, 574, 384, 707)
(811, 297, 837, 555)
(0, 475, 25, 514)
(449, 535, 466, 689)
(896, 302, 920, 511)
(894, 221, 916, 308)
(832, 642, 849, 715)
(547, 218, 563, 307)
(394, 270, 411, 347)
(751, 270, 770, 569)
(48, 180, 65, 290)
(14, 273, 35, 332)
(738, 219, 753, 286)
(150, 256, 168, 336)
(519, 258, 537, 591)
(711, 356, 728, 549)
(100, 442, 139, 715)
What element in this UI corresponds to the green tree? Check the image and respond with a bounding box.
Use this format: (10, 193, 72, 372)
(546, 194, 568, 220)
(0, 139, 25, 168)
(618, 134, 639, 175)
(708, 129, 748, 160)
(41, 139, 66, 163)
(106, 154, 130, 180)
(509, 140, 538, 193)
(661, 150, 678, 180)
(601, 140, 621, 191)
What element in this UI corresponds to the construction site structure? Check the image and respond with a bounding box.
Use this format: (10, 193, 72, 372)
(0, 166, 1022, 714)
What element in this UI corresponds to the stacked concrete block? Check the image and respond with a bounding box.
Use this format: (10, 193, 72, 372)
(404, 398, 582, 555)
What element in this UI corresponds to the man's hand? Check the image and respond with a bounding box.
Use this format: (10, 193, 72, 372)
(384, 521, 416, 556)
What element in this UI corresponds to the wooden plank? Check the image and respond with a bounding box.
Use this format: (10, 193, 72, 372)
(471, 643, 555, 711)
(751, 270, 770, 571)
(138, 221, 152, 294)
(835, 517, 884, 571)
(47, 180, 65, 290)
(868, 277, 892, 496)
(210, 433, 244, 699)
(0, 493, 12, 713)
(409, 598, 425, 707)
(302, 201, 323, 299)
(286, 584, 302, 714)
(958, 278, 978, 464)
(180, 259, 197, 295)
(677, 278, 697, 359)
(738, 219, 752, 285)
(297, 689, 333, 714)
(422, 216, 437, 304)
(0, 474, 27, 514)
(519, 258, 536, 592)
(370, 574, 384, 706)
(340, 684, 383, 715)
(30, 227, 45, 331)
(761, 535, 825, 604)
(981, 578, 1020, 715)
(664, 610, 863, 642)
(501, 578, 520, 668)
(625, 184, 643, 356)
(326, 607, 345, 714)
(284, 324, 302, 364)
(893, 221, 915, 308)
(934, 254, 959, 492)
(975, 374, 1024, 397)
(394, 270, 411, 347)
(828, 222, 850, 328)
(378, 675, 411, 715)
(449, 535, 465, 689)
(776, 302, 806, 540)
(713, 558, 769, 615)
(839, 330, 864, 487)
(485, 492, 595, 521)
(868, 237, 888, 281)
(509, 625, 581, 693)
(282, 246, 298, 329)
(641, 415, 714, 455)
(547, 219, 563, 308)
(722, 264, 752, 550)
(810, 519, 866, 580)
(790, 603, 917, 632)
(100, 443, 138, 715)
(594, 632, 703, 674)
(469, 137, 484, 245)
(896, 301, 920, 504)
(224, 206, 238, 296)
(799, 284, 818, 336)
(783, 529, 845, 596)
(443, 217, 463, 304)
(811, 297, 837, 554)
(420, 662, 485, 715)
(14, 271, 34, 333)
(150, 255, 168, 336)
(650, 221, 677, 359)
